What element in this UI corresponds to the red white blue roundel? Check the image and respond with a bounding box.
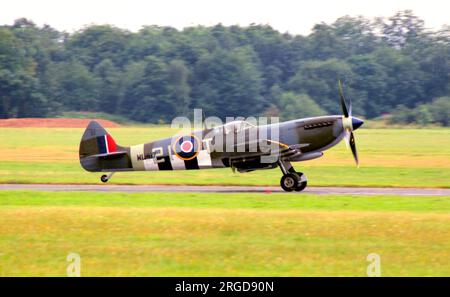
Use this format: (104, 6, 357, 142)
(173, 135, 200, 160)
(180, 140, 193, 153)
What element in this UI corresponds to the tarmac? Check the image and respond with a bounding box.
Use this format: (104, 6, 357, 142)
(1, 184, 449, 196)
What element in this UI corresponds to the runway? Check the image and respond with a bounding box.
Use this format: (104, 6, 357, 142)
(0, 184, 449, 196)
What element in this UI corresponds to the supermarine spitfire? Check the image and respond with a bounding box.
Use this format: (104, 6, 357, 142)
(79, 81, 363, 192)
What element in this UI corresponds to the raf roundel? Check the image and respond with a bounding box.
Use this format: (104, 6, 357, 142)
(172, 135, 200, 161)
(180, 140, 193, 153)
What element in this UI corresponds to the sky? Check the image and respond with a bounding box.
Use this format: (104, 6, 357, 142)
(1, 0, 449, 35)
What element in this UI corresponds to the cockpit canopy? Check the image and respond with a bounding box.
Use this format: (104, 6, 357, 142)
(214, 120, 257, 134)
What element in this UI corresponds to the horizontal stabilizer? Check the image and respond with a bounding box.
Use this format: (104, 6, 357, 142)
(86, 151, 127, 159)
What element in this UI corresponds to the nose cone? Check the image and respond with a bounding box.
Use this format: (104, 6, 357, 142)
(352, 117, 364, 130)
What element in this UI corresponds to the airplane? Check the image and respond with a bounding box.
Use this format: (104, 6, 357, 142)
(79, 81, 363, 192)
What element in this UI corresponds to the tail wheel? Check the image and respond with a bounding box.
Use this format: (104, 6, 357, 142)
(280, 173, 299, 192)
(100, 175, 108, 183)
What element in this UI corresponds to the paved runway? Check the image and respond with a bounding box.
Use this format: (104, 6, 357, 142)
(0, 184, 449, 196)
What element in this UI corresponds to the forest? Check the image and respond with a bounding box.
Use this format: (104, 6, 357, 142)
(0, 10, 449, 125)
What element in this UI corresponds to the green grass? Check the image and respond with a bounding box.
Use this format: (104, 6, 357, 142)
(0, 191, 449, 276)
(1, 190, 449, 212)
(0, 127, 449, 187)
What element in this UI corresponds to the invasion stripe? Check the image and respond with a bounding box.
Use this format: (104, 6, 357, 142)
(170, 155, 187, 170)
(184, 157, 200, 170)
(130, 144, 145, 171)
(157, 156, 173, 170)
(143, 158, 159, 171)
(197, 150, 212, 168)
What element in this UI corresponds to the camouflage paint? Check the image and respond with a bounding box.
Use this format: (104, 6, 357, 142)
(79, 115, 355, 173)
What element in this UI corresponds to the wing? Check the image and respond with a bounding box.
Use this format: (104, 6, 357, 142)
(261, 140, 310, 161)
(233, 138, 309, 161)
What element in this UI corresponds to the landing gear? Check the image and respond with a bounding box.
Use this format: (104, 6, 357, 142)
(100, 172, 114, 183)
(278, 160, 308, 192)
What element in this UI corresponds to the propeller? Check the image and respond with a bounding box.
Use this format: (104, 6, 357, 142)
(339, 80, 350, 118)
(338, 80, 363, 166)
(202, 109, 207, 129)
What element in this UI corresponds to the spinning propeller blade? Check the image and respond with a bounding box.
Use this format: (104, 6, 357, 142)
(338, 80, 349, 118)
(338, 80, 363, 166)
(349, 131, 359, 166)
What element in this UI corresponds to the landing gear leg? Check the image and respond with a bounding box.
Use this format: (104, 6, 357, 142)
(278, 160, 308, 192)
(100, 172, 114, 183)
(278, 160, 298, 192)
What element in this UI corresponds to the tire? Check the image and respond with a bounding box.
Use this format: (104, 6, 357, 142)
(295, 181, 307, 192)
(100, 175, 108, 183)
(280, 173, 299, 192)
(294, 172, 307, 192)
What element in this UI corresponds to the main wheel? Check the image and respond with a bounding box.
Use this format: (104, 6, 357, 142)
(100, 175, 108, 183)
(295, 181, 307, 192)
(280, 173, 299, 192)
(294, 172, 307, 192)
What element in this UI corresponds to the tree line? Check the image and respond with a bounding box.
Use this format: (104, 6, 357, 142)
(0, 10, 449, 125)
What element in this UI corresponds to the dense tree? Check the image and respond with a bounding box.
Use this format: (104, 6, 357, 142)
(94, 59, 123, 114)
(274, 91, 326, 121)
(50, 61, 99, 110)
(66, 25, 131, 69)
(390, 97, 450, 126)
(167, 59, 191, 116)
(428, 97, 450, 126)
(382, 10, 425, 49)
(191, 47, 263, 119)
(0, 22, 56, 118)
(0, 11, 448, 125)
(287, 58, 355, 113)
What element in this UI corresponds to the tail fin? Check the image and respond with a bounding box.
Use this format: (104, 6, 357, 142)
(79, 121, 119, 157)
(79, 121, 131, 172)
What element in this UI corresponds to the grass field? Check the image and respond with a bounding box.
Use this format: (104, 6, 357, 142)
(0, 127, 449, 187)
(0, 191, 449, 276)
